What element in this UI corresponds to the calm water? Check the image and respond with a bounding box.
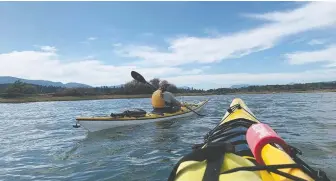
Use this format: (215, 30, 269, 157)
(1, 93, 336, 181)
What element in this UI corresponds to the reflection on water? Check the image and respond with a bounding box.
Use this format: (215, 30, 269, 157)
(0, 93, 335, 180)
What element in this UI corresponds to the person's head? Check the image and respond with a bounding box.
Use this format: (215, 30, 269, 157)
(159, 80, 170, 92)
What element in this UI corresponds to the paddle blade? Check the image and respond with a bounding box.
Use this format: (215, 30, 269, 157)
(131, 71, 147, 83)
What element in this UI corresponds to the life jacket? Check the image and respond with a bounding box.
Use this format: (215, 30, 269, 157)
(151, 89, 165, 108)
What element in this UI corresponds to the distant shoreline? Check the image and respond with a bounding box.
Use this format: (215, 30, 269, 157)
(0, 93, 211, 103)
(0, 90, 335, 103)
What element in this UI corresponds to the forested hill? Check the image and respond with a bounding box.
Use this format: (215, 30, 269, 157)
(207, 81, 336, 94)
(0, 78, 204, 98)
(0, 76, 91, 88)
(0, 78, 335, 99)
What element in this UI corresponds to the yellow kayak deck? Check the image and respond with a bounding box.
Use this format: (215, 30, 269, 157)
(168, 98, 328, 181)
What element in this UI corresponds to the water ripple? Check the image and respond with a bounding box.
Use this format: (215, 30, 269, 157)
(0, 93, 335, 180)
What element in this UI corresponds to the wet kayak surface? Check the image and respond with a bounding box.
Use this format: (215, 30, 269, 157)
(1, 93, 335, 181)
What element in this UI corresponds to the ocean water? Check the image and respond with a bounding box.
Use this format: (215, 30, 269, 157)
(0, 93, 335, 181)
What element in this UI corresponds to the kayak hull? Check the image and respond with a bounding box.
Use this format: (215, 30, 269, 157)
(75, 99, 209, 132)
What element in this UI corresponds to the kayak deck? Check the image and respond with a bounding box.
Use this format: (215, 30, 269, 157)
(168, 98, 329, 181)
(76, 99, 209, 121)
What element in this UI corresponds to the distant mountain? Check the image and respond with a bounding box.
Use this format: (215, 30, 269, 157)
(230, 84, 250, 89)
(0, 76, 92, 88)
(287, 81, 336, 85)
(64, 82, 92, 88)
(179, 86, 192, 89)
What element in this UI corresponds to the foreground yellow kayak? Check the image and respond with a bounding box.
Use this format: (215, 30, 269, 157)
(167, 98, 330, 181)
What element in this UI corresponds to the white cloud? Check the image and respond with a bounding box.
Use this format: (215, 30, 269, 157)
(80, 37, 97, 45)
(285, 45, 336, 66)
(325, 63, 336, 68)
(1, 48, 336, 89)
(88, 37, 97, 41)
(0, 48, 203, 86)
(113, 43, 122, 47)
(84, 55, 95, 60)
(307, 39, 327, 45)
(115, 2, 336, 67)
(40, 46, 57, 52)
(201, 66, 212, 70)
(162, 68, 336, 89)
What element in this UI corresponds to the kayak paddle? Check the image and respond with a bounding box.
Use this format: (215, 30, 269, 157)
(131, 70, 157, 90)
(131, 70, 206, 117)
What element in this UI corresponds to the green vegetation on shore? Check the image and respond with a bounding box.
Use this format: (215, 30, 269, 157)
(208, 82, 336, 94)
(0, 78, 205, 103)
(0, 93, 211, 103)
(1, 78, 336, 103)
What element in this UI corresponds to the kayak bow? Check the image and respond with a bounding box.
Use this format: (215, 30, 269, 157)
(168, 98, 330, 181)
(75, 99, 209, 132)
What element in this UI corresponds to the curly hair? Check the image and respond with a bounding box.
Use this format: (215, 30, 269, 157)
(159, 80, 170, 91)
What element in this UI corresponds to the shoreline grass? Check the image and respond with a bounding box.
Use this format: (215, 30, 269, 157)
(0, 90, 335, 103)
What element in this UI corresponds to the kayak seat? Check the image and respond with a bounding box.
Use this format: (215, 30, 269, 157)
(110, 108, 147, 118)
(151, 106, 181, 115)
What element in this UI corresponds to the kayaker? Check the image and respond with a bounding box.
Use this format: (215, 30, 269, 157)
(151, 81, 183, 113)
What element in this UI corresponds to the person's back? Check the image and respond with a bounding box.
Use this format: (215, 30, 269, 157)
(163, 91, 179, 104)
(151, 82, 182, 113)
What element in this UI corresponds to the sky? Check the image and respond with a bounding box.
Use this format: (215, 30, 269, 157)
(1, 1, 336, 89)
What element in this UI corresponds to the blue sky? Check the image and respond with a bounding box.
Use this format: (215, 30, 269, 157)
(1, 2, 336, 89)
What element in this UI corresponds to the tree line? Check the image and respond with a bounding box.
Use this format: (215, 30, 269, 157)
(0, 79, 204, 98)
(206, 81, 336, 94)
(1, 79, 335, 98)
